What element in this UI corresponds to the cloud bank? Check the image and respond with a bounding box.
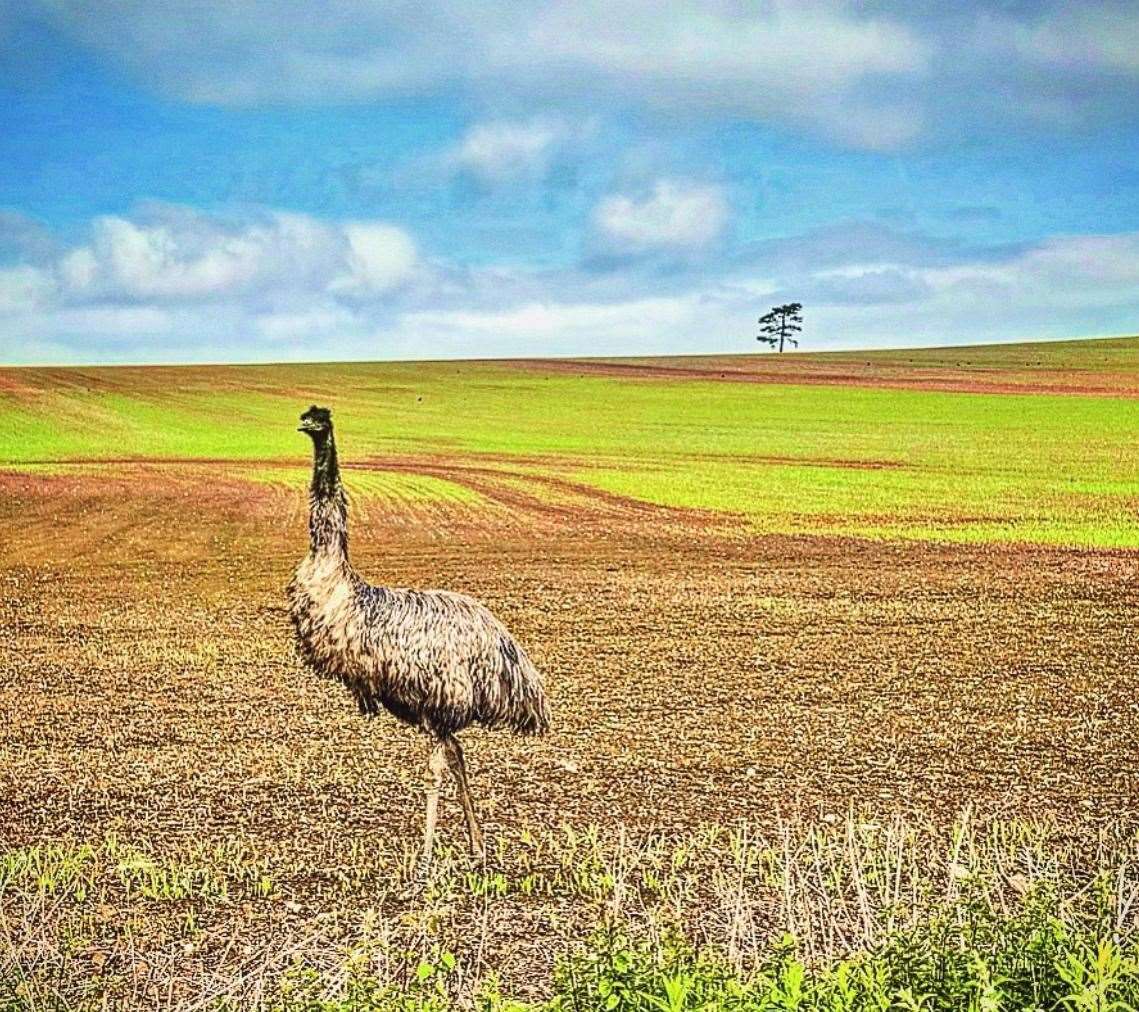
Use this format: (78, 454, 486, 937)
(17, 0, 1139, 150)
(20, 0, 1137, 151)
(28, 0, 930, 149)
(2, 204, 1136, 364)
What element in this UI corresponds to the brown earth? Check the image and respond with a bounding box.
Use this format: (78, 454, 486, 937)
(2, 461, 1137, 858)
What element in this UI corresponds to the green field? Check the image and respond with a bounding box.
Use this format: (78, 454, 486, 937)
(3, 337, 1138, 547)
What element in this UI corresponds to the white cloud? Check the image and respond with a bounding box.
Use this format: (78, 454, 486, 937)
(38, 205, 417, 305)
(72, 209, 356, 301)
(91, 215, 262, 298)
(594, 180, 728, 253)
(32, 0, 931, 150)
(0, 204, 423, 360)
(452, 118, 571, 183)
(916, 234, 1139, 309)
(523, 2, 928, 147)
(58, 248, 98, 291)
(70, 213, 257, 300)
(1018, 234, 1139, 287)
(332, 223, 418, 295)
(753, 233, 1139, 315)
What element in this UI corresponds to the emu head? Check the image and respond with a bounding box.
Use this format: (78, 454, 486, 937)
(297, 404, 333, 439)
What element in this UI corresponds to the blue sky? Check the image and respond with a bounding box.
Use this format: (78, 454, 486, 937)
(1, 2, 1138, 364)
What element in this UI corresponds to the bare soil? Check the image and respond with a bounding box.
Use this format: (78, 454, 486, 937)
(2, 461, 1137, 866)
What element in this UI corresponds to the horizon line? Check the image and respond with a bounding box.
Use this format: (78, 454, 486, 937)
(1, 332, 1136, 371)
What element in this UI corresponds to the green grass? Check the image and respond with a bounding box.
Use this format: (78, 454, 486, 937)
(2, 339, 1137, 547)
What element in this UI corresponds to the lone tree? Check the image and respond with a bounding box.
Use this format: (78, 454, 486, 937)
(756, 303, 803, 353)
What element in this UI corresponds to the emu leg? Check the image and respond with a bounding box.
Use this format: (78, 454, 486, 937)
(444, 735, 485, 858)
(419, 740, 448, 874)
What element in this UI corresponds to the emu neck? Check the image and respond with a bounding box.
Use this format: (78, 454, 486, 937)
(308, 431, 349, 559)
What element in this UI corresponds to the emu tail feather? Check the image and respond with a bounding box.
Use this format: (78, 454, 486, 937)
(498, 634, 551, 735)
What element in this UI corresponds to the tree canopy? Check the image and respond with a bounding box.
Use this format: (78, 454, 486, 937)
(757, 303, 803, 353)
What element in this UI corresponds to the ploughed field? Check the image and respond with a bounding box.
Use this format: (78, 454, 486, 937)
(1, 337, 1138, 1004)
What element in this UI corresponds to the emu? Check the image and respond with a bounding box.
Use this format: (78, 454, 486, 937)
(287, 406, 550, 871)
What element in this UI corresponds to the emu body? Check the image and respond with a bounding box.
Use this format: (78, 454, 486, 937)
(289, 557, 548, 736)
(287, 405, 549, 869)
